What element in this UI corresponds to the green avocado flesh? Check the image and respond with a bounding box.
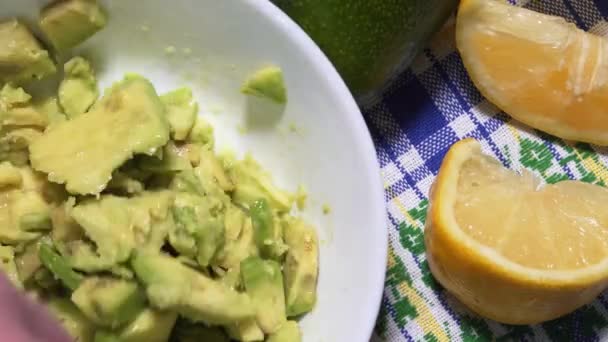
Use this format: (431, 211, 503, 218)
(0, 4, 319, 340)
(0, 19, 56, 84)
(29, 75, 170, 195)
(240, 66, 287, 104)
(39, 0, 107, 52)
(59, 56, 99, 118)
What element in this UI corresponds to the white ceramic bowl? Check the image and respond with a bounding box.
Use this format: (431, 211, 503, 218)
(3, 0, 388, 340)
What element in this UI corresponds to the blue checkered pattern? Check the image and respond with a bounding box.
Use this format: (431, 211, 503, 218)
(364, 0, 608, 340)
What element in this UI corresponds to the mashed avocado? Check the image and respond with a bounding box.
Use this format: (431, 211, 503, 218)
(0, 6, 318, 340)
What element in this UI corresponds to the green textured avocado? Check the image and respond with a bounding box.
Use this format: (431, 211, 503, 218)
(131, 251, 256, 325)
(39, 242, 83, 291)
(58, 56, 99, 118)
(267, 321, 302, 342)
(160, 87, 198, 141)
(93, 309, 177, 342)
(0, 19, 56, 84)
(71, 276, 146, 328)
(240, 256, 286, 334)
(118, 309, 177, 342)
(272, 0, 457, 102)
(47, 298, 95, 342)
(225, 318, 264, 342)
(29, 75, 170, 195)
(283, 218, 319, 317)
(39, 0, 107, 51)
(241, 66, 287, 104)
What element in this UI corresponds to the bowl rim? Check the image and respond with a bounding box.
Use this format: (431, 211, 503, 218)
(246, 0, 388, 339)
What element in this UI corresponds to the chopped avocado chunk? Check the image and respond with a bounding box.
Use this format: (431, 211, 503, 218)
(0, 162, 22, 188)
(142, 213, 175, 253)
(0, 83, 31, 105)
(0, 190, 50, 244)
(119, 309, 177, 342)
(1, 106, 49, 128)
(283, 219, 319, 317)
(62, 192, 171, 271)
(197, 147, 234, 192)
(170, 204, 200, 257)
(109, 265, 134, 280)
(15, 239, 43, 282)
(17, 165, 58, 196)
(59, 56, 99, 118)
(93, 309, 177, 342)
(0, 84, 49, 128)
(39, 0, 107, 51)
(20, 212, 52, 231)
(128, 190, 175, 251)
(47, 298, 95, 342)
(267, 321, 302, 342)
(178, 143, 203, 167)
(71, 277, 146, 328)
(0, 19, 56, 84)
(241, 66, 287, 104)
(229, 155, 293, 212)
(187, 116, 214, 148)
(171, 169, 205, 195)
(196, 214, 224, 267)
(214, 204, 257, 269)
(50, 200, 83, 244)
(33, 266, 57, 289)
(131, 251, 255, 325)
(0, 245, 21, 288)
(168, 192, 225, 266)
(218, 265, 243, 290)
(161, 88, 198, 140)
(68, 196, 135, 270)
(241, 257, 287, 334)
(225, 318, 264, 342)
(30, 75, 170, 195)
(39, 242, 83, 291)
(106, 170, 144, 194)
(137, 141, 191, 173)
(37, 96, 67, 125)
(250, 199, 287, 260)
(0, 128, 41, 166)
(61, 240, 115, 272)
(223, 204, 245, 247)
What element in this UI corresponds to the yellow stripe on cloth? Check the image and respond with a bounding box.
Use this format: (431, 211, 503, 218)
(575, 150, 608, 184)
(391, 198, 449, 341)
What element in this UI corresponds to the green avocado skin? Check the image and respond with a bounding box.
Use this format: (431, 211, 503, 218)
(272, 0, 458, 103)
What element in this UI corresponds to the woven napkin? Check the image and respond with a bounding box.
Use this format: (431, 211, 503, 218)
(364, 0, 608, 340)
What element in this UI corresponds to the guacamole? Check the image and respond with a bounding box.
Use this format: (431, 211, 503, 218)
(0, 3, 316, 341)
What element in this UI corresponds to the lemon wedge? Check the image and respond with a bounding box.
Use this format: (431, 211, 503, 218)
(457, 0, 608, 145)
(425, 139, 608, 324)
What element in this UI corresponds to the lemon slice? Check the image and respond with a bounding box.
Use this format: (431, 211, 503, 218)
(425, 139, 608, 324)
(457, 0, 608, 145)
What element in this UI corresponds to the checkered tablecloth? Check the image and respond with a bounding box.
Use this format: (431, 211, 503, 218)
(363, 0, 608, 341)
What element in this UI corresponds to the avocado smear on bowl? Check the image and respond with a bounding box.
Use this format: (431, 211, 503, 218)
(0, 2, 318, 340)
